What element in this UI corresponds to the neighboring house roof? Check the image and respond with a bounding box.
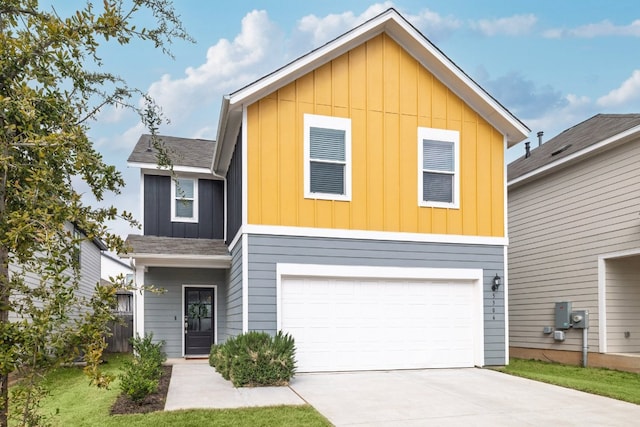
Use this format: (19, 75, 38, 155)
(213, 7, 530, 175)
(508, 114, 640, 186)
(122, 235, 231, 268)
(127, 134, 216, 172)
(72, 222, 108, 251)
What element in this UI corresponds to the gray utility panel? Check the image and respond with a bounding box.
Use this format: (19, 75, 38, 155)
(555, 301, 572, 329)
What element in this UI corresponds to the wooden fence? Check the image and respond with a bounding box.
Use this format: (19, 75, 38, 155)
(105, 313, 133, 353)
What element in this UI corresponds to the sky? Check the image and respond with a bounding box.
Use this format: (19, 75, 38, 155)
(67, 0, 640, 238)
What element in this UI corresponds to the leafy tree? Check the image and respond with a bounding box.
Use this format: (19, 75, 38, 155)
(0, 1, 191, 425)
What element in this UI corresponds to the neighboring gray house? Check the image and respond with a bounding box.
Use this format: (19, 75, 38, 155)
(123, 9, 529, 370)
(9, 223, 106, 320)
(508, 114, 640, 371)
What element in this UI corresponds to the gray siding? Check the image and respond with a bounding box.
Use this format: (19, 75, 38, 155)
(8, 230, 102, 321)
(224, 239, 243, 341)
(143, 174, 224, 239)
(246, 234, 506, 365)
(144, 267, 227, 358)
(77, 237, 102, 301)
(226, 132, 242, 244)
(508, 138, 640, 353)
(605, 256, 640, 352)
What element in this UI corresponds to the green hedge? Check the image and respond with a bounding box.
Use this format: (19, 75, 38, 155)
(209, 331, 296, 387)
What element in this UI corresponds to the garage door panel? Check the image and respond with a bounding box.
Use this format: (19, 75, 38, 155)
(281, 276, 478, 372)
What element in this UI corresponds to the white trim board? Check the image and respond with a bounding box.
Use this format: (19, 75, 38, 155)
(130, 255, 231, 269)
(241, 233, 249, 333)
(243, 224, 507, 246)
(597, 247, 640, 353)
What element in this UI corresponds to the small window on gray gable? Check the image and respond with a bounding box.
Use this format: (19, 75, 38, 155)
(171, 177, 199, 222)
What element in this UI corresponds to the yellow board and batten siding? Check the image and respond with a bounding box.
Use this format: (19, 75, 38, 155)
(247, 33, 505, 237)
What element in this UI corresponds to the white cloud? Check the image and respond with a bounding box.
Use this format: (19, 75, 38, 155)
(293, 2, 460, 52)
(507, 93, 594, 162)
(404, 8, 462, 41)
(470, 14, 537, 37)
(146, 10, 284, 126)
(545, 19, 640, 39)
(296, 2, 393, 48)
(597, 69, 640, 108)
(523, 93, 593, 135)
(97, 104, 132, 124)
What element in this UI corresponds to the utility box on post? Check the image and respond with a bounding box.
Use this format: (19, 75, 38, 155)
(555, 301, 572, 329)
(571, 310, 589, 329)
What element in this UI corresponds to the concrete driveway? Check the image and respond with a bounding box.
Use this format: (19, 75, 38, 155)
(289, 368, 640, 426)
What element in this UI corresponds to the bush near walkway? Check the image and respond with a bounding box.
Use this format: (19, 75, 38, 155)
(210, 331, 296, 387)
(119, 334, 166, 402)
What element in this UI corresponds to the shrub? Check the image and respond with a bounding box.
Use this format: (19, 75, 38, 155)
(131, 333, 166, 380)
(119, 333, 166, 402)
(119, 363, 159, 402)
(209, 331, 296, 387)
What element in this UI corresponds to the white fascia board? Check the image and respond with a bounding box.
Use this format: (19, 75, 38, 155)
(213, 96, 231, 171)
(127, 162, 212, 175)
(127, 254, 231, 269)
(508, 125, 640, 188)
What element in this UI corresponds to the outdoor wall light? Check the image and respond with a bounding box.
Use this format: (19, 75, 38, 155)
(492, 274, 501, 292)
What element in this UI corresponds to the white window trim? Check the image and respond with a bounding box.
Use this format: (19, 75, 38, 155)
(418, 127, 460, 209)
(303, 114, 352, 201)
(171, 177, 199, 223)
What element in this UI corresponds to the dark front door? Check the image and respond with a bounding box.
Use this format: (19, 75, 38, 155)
(185, 287, 214, 355)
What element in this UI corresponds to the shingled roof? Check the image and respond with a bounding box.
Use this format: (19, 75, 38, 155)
(124, 235, 229, 257)
(127, 134, 215, 169)
(508, 114, 640, 183)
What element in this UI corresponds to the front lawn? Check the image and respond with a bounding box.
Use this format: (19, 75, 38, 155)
(13, 354, 329, 427)
(498, 358, 640, 404)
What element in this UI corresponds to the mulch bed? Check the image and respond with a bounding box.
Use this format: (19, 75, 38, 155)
(110, 365, 172, 415)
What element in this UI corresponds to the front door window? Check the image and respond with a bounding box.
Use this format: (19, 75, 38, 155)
(185, 287, 214, 355)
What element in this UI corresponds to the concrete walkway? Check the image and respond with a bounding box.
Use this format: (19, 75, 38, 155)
(163, 360, 305, 411)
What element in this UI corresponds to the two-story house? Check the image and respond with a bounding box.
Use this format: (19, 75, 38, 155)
(124, 8, 529, 371)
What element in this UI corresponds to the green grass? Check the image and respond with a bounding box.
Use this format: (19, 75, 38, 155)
(498, 358, 640, 404)
(11, 354, 330, 427)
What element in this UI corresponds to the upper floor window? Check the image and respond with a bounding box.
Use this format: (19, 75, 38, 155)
(171, 177, 198, 222)
(418, 127, 460, 209)
(304, 114, 351, 201)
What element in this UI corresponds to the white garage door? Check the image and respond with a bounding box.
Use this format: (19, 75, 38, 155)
(281, 275, 479, 372)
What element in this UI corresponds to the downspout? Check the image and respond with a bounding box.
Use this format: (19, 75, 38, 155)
(582, 324, 588, 367)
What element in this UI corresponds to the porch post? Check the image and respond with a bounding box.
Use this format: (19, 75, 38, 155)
(134, 263, 145, 338)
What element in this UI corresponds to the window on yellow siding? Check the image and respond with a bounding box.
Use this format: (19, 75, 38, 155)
(418, 127, 460, 209)
(304, 114, 351, 201)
